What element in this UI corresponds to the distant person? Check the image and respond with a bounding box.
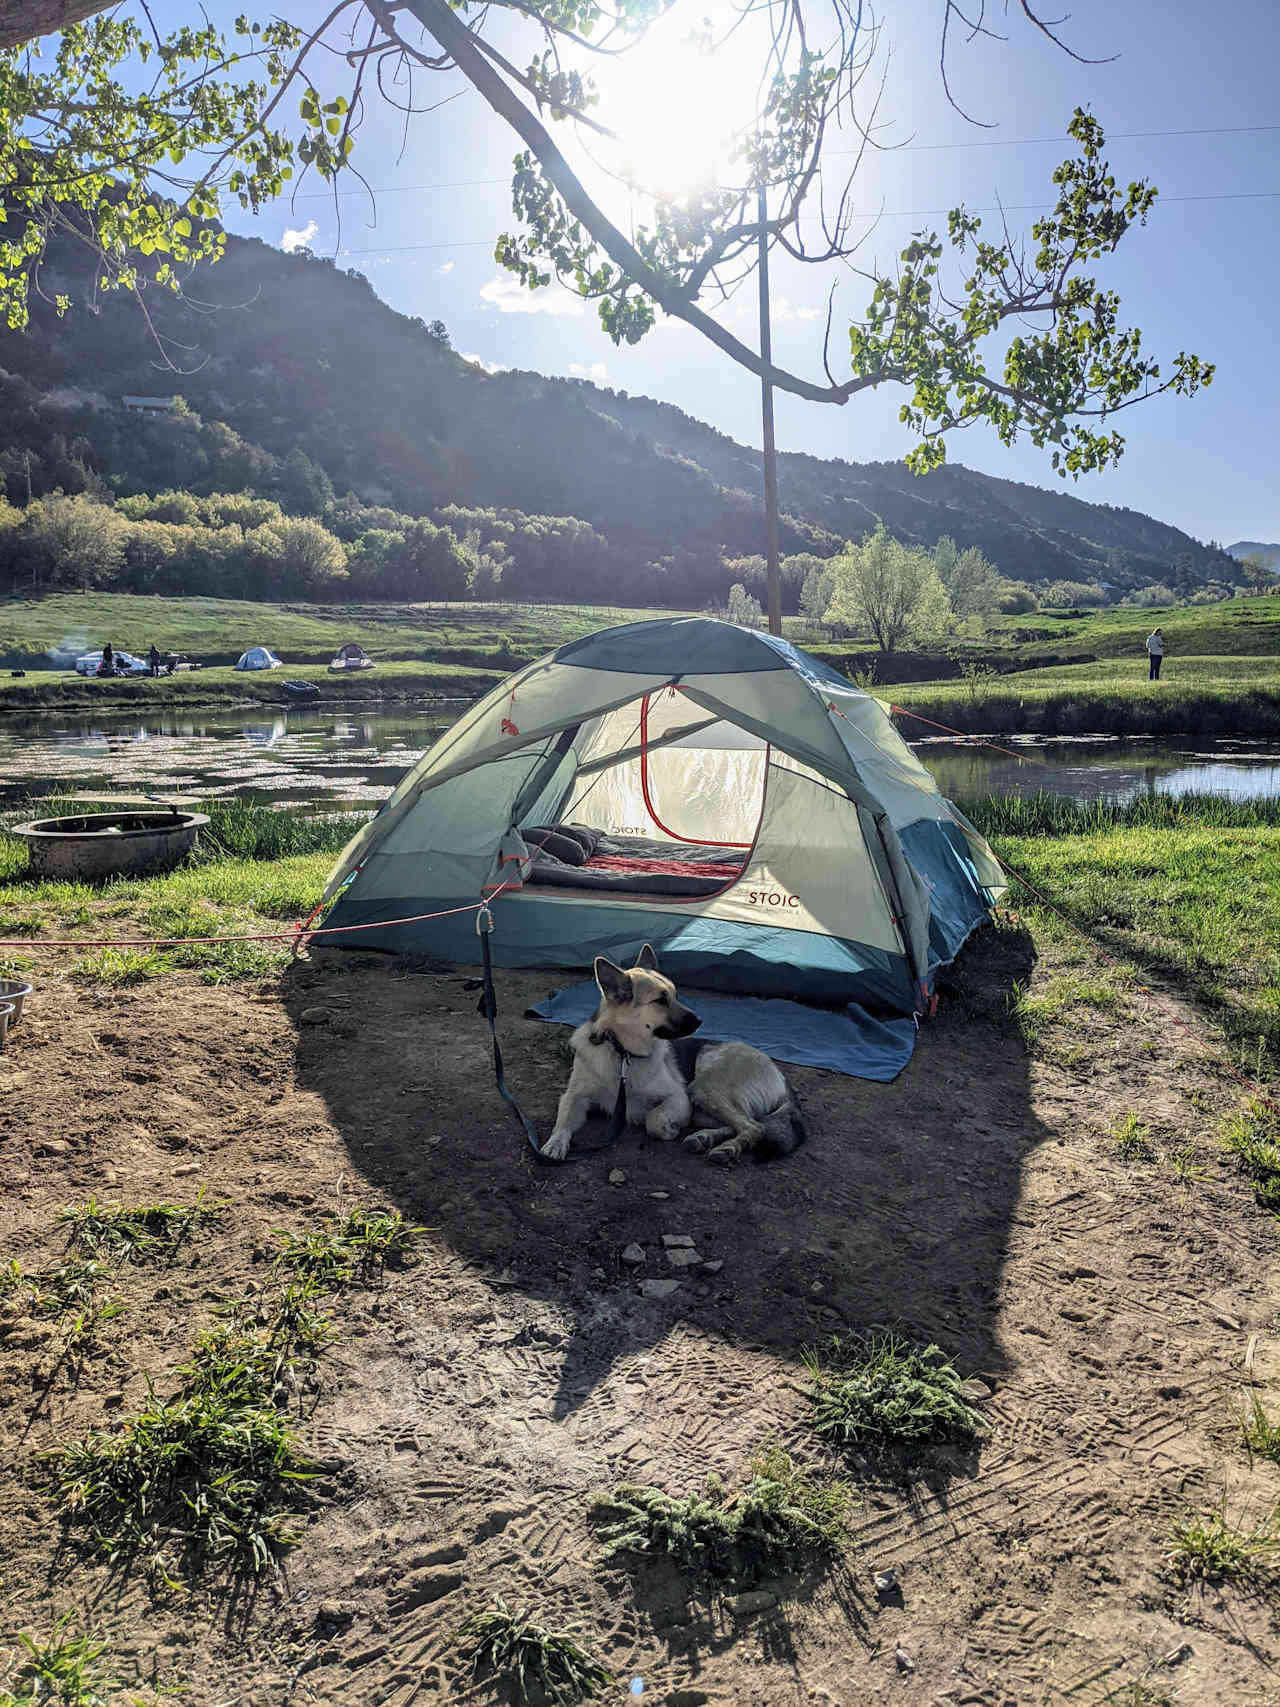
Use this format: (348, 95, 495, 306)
(99, 641, 114, 678)
(149, 644, 161, 677)
(1145, 627, 1164, 680)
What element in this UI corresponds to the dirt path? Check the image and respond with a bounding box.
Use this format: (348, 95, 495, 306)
(1, 929, 1278, 1705)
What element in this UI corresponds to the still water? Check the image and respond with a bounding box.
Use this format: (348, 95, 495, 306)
(0, 707, 1277, 811)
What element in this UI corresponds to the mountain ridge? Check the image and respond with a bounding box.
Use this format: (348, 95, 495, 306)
(0, 227, 1242, 604)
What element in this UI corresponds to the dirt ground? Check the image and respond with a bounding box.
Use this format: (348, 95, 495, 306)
(1, 926, 1278, 1706)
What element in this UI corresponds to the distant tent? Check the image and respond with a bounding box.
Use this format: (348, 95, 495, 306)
(235, 646, 282, 671)
(320, 618, 1006, 1017)
(329, 642, 374, 672)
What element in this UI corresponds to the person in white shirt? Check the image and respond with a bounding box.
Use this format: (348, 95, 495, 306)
(1145, 627, 1164, 680)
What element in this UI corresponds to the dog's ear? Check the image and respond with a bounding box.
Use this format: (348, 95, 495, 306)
(594, 956, 631, 1003)
(634, 943, 659, 972)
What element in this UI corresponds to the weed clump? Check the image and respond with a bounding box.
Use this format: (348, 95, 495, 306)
(59, 1188, 225, 1263)
(802, 1331, 984, 1455)
(1111, 1111, 1154, 1162)
(1240, 1396, 1280, 1466)
(1165, 1507, 1280, 1585)
(0, 1614, 126, 1707)
(1220, 1099, 1280, 1211)
(461, 1601, 611, 1706)
(274, 1205, 426, 1287)
(0, 1257, 125, 1358)
(589, 1447, 852, 1585)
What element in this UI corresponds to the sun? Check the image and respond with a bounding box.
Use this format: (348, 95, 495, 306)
(598, 13, 760, 201)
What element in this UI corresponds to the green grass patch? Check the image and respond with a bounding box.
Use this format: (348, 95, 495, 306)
(961, 791, 1280, 840)
(0, 1615, 138, 1707)
(175, 1279, 337, 1409)
(589, 1447, 853, 1585)
(1240, 1396, 1280, 1466)
(461, 1602, 612, 1706)
(1220, 1100, 1280, 1210)
(1, 1257, 126, 1358)
(59, 1189, 225, 1264)
(1111, 1111, 1154, 1162)
(802, 1332, 984, 1455)
(1164, 1507, 1280, 1585)
(985, 820, 1280, 1082)
(1008, 970, 1119, 1048)
(274, 1206, 426, 1287)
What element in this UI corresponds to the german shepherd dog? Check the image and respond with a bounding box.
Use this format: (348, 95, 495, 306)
(541, 945, 806, 1165)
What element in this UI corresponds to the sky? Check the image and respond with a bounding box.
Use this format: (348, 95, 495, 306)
(158, 0, 1279, 547)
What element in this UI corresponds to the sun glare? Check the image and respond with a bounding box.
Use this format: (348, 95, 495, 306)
(600, 13, 761, 200)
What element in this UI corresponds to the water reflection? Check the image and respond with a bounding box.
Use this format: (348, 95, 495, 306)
(2, 710, 1278, 811)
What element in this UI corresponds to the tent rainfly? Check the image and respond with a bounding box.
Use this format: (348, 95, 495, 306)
(235, 646, 282, 671)
(320, 618, 1006, 1013)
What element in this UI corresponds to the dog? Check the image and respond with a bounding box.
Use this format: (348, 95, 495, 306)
(540, 945, 806, 1166)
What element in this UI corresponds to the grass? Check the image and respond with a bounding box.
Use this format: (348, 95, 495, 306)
(273, 1206, 426, 1287)
(58, 1190, 225, 1264)
(1240, 1396, 1280, 1466)
(0, 1615, 134, 1707)
(801, 1332, 984, 1455)
(1164, 1507, 1280, 1585)
(175, 1279, 337, 1408)
(980, 814, 1280, 1083)
(589, 1447, 853, 1585)
(894, 655, 1280, 737)
(1220, 1100, 1280, 1209)
(461, 1602, 612, 1706)
(960, 791, 1280, 839)
(1008, 970, 1120, 1048)
(1, 1257, 126, 1359)
(1111, 1111, 1154, 1162)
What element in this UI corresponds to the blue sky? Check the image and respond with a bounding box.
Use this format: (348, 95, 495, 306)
(177, 0, 1277, 546)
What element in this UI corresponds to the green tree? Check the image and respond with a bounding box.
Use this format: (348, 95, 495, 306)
(825, 525, 951, 653)
(15, 493, 126, 591)
(939, 542, 1004, 618)
(0, 5, 1210, 479)
(1241, 553, 1278, 595)
(726, 582, 765, 628)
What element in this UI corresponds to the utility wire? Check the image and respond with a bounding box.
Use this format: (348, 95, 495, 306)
(334, 187, 1280, 255)
(276, 122, 1280, 203)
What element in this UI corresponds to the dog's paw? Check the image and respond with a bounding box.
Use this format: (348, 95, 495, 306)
(708, 1138, 745, 1166)
(682, 1128, 717, 1154)
(647, 1115, 683, 1143)
(540, 1131, 571, 1161)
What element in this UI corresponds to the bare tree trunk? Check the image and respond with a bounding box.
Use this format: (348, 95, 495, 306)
(0, 0, 114, 52)
(757, 185, 782, 638)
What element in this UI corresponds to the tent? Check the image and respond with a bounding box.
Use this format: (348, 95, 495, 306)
(329, 642, 375, 672)
(319, 618, 1005, 1015)
(235, 646, 282, 672)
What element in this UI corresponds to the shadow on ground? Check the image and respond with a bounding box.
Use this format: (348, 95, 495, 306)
(284, 921, 1041, 1439)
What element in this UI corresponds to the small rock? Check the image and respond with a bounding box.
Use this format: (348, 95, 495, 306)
(621, 1243, 646, 1266)
(648, 1190, 670, 1200)
(700, 1259, 724, 1274)
(959, 1377, 993, 1400)
(35, 1139, 68, 1157)
(873, 1569, 897, 1595)
(640, 1278, 681, 1299)
(666, 1248, 701, 1268)
(894, 1646, 914, 1674)
(103, 1390, 125, 1409)
(317, 1601, 354, 1629)
(299, 1006, 331, 1025)
(728, 1590, 776, 1617)
(662, 1234, 695, 1248)
(809, 1280, 825, 1296)
(173, 1162, 200, 1177)
(608, 1168, 627, 1184)
(591, 1266, 606, 1280)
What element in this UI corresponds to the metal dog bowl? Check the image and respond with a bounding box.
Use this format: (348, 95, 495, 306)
(10, 810, 209, 881)
(0, 1002, 14, 1051)
(0, 978, 32, 1026)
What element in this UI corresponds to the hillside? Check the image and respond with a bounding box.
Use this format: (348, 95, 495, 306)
(1228, 540, 1280, 566)
(0, 228, 1241, 604)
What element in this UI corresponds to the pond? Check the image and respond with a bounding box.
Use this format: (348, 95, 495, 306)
(1, 707, 1277, 812)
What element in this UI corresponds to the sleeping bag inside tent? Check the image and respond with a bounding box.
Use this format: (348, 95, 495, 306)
(319, 618, 1005, 1014)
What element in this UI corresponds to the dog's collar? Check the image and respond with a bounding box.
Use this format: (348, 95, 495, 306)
(591, 1028, 646, 1063)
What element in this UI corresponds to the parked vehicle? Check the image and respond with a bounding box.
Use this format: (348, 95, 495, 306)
(74, 649, 148, 677)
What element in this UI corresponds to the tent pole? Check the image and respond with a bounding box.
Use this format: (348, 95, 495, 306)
(757, 183, 783, 638)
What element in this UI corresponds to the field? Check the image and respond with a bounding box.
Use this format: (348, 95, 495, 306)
(2, 591, 1279, 735)
(891, 654, 1280, 737)
(1, 799, 1279, 1705)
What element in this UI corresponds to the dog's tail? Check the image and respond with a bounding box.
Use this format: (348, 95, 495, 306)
(756, 1096, 807, 1161)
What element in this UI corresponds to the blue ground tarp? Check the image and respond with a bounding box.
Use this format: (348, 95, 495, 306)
(527, 982, 917, 1082)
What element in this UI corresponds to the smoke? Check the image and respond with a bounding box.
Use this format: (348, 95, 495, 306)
(48, 631, 91, 664)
